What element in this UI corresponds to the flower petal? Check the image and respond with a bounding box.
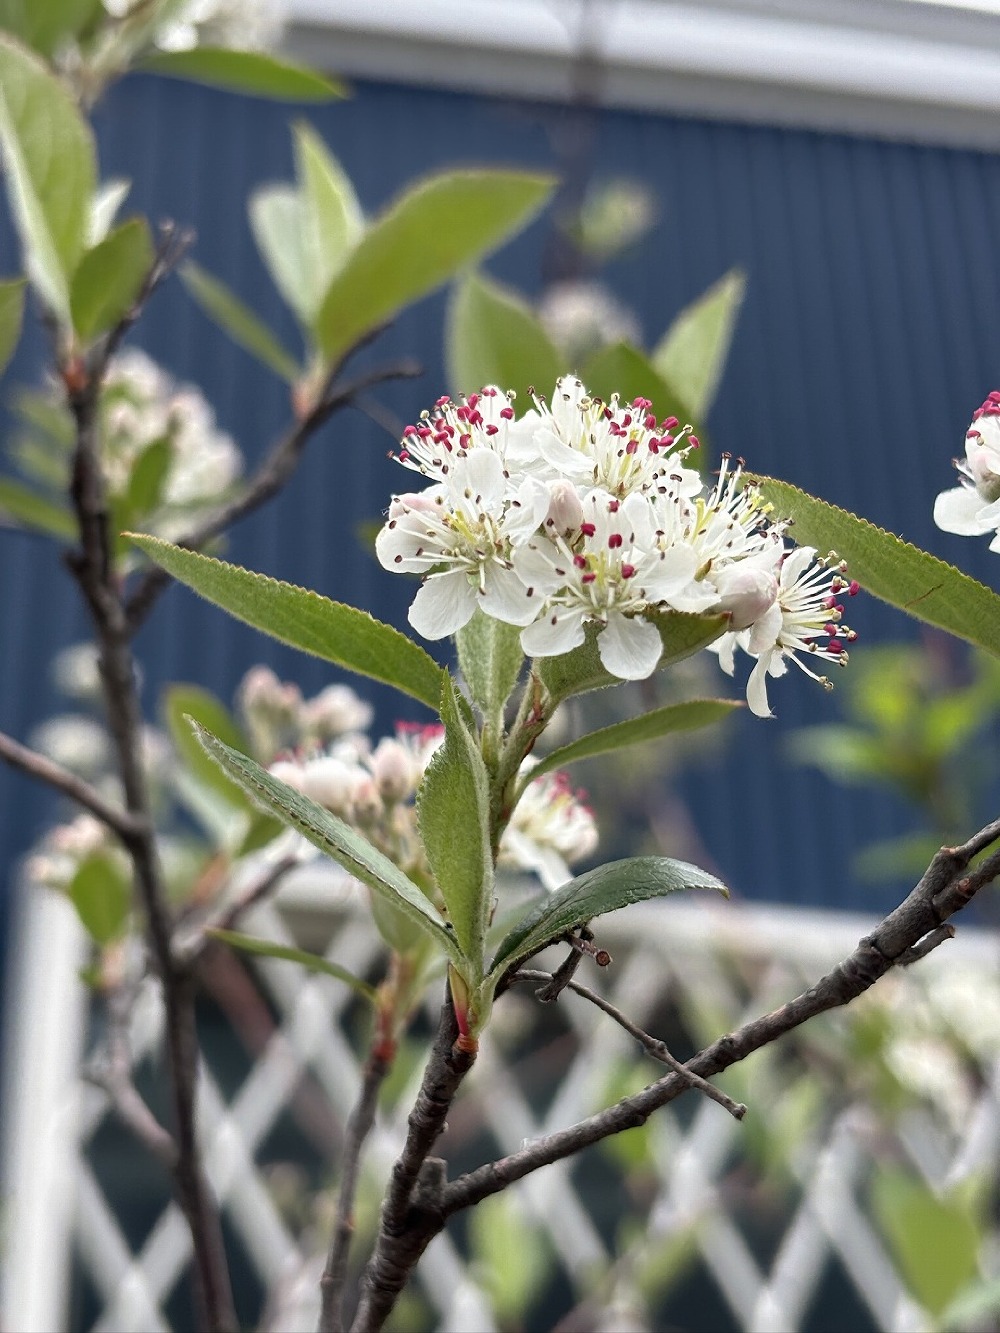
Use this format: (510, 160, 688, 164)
(408, 571, 476, 639)
(480, 562, 538, 626)
(521, 608, 586, 658)
(597, 612, 662, 680)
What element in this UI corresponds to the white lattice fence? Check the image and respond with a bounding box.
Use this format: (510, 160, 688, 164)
(4, 873, 1000, 1332)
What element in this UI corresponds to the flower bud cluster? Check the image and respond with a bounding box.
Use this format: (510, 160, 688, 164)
(237, 667, 374, 763)
(377, 377, 858, 716)
(95, 349, 242, 536)
(266, 692, 597, 893)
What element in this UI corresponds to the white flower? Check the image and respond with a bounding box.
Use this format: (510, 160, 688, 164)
(538, 280, 642, 363)
(714, 546, 858, 717)
(515, 489, 711, 679)
(500, 761, 598, 889)
(376, 448, 548, 639)
(380, 379, 858, 710)
(934, 395, 1000, 551)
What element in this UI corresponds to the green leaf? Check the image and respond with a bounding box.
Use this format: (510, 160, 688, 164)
(249, 184, 313, 325)
(209, 929, 377, 1000)
(537, 612, 728, 704)
(489, 855, 728, 979)
(0, 0, 101, 59)
(751, 477, 1000, 658)
(70, 217, 153, 341)
(180, 261, 300, 382)
(455, 609, 524, 725)
(0, 277, 26, 377)
(0, 36, 96, 325)
(0, 476, 75, 539)
(582, 341, 690, 424)
(88, 178, 131, 246)
(163, 683, 251, 809)
(417, 676, 493, 973)
(139, 47, 347, 101)
(120, 437, 171, 522)
(192, 723, 464, 966)
(294, 122, 364, 322)
(529, 699, 741, 780)
(68, 853, 131, 945)
(652, 269, 746, 419)
(125, 536, 446, 711)
(446, 270, 561, 402)
(872, 1169, 980, 1318)
(314, 169, 555, 364)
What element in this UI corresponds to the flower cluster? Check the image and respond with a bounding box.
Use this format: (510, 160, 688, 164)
(262, 682, 597, 892)
(933, 392, 1000, 551)
(377, 377, 857, 716)
(97, 350, 242, 532)
(101, 0, 285, 52)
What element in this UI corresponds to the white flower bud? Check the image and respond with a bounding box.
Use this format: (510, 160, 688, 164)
(351, 776, 383, 824)
(370, 738, 416, 803)
(545, 479, 584, 536)
(269, 759, 307, 793)
(300, 756, 362, 815)
(300, 684, 374, 741)
(712, 565, 779, 631)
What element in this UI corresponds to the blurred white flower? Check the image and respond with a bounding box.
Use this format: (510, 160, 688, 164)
(934, 393, 1000, 550)
(500, 761, 598, 890)
(538, 280, 641, 364)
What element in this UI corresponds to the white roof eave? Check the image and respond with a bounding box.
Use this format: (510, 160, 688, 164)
(283, 0, 1000, 150)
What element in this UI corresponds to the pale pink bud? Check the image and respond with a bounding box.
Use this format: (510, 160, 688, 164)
(351, 776, 384, 824)
(301, 756, 361, 815)
(370, 737, 415, 803)
(713, 566, 779, 631)
(269, 759, 307, 793)
(388, 491, 438, 519)
(545, 480, 584, 535)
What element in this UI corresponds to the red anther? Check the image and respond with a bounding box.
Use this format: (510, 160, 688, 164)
(632, 396, 651, 409)
(403, 424, 417, 436)
(824, 623, 839, 636)
(622, 413, 633, 427)
(648, 439, 660, 453)
(625, 439, 638, 454)
(823, 595, 836, 609)
(582, 572, 596, 583)
(399, 449, 410, 462)
(608, 499, 620, 512)
(459, 433, 471, 447)
(486, 424, 499, 435)
(608, 533, 623, 549)
(417, 426, 433, 438)
(662, 434, 675, 448)
(663, 415, 679, 430)
(467, 393, 480, 407)
(580, 522, 596, 536)
(573, 554, 588, 568)
(849, 581, 860, 595)
(435, 395, 450, 407)
(989, 391, 1000, 403)
(689, 434, 701, 449)
(500, 407, 514, 419)
(621, 563, 637, 578)
(645, 413, 657, 430)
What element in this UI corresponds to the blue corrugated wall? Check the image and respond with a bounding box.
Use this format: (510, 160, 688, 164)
(3, 71, 1000, 961)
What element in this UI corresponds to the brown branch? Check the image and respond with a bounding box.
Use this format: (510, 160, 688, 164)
(318, 1045, 394, 1333)
(350, 994, 476, 1333)
(510, 969, 746, 1120)
(441, 823, 1000, 1219)
(124, 357, 422, 633)
(342, 818, 1000, 1330)
(62, 246, 238, 1331)
(0, 728, 145, 842)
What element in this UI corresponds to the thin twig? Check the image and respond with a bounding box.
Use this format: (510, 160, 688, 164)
(0, 728, 145, 841)
(350, 993, 476, 1333)
(511, 969, 746, 1119)
(318, 1045, 394, 1333)
(173, 853, 299, 966)
(83, 980, 178, 1169)
(62, 238, 238, 1331)
(124, 357, 421, 633)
